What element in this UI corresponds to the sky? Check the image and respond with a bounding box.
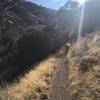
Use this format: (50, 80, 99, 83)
(26, 0, 87, 9)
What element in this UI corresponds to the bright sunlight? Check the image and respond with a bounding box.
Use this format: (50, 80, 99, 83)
(76, 0, 87, 4)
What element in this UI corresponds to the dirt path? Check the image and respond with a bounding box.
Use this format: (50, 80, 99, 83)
(48, 51, 72, 100)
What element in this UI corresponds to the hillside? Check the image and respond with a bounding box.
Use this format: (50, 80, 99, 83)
(0, 0, 66, 82)
(0, 0, 100, 100)
(0, 32, 99, 100)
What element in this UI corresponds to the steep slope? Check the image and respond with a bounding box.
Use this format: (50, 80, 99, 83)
(1, 32, 99, 100)
(0, 0, 65, 82)
(0, 0, 100, 99)
(0, 54, 59, 100)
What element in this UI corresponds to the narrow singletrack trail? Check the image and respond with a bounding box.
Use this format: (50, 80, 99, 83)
(49, 48, 72, 100)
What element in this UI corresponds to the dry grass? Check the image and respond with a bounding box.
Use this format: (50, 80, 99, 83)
(0, 32, 100, 100)
(68, 32, 100, 100)
(0, 56, 58, 100)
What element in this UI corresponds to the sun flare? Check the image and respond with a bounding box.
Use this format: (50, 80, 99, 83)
(76, 0, 87, 4)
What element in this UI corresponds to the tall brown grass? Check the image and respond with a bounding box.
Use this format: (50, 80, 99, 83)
(0, 56, 58, 100)
(67, 32, 100, 100)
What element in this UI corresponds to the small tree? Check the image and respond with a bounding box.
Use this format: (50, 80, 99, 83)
(64, 0, 79, 10)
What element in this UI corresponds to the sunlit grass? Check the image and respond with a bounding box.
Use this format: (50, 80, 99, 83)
(68, 32, 100, 100)
(0, 56, 58, 100)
